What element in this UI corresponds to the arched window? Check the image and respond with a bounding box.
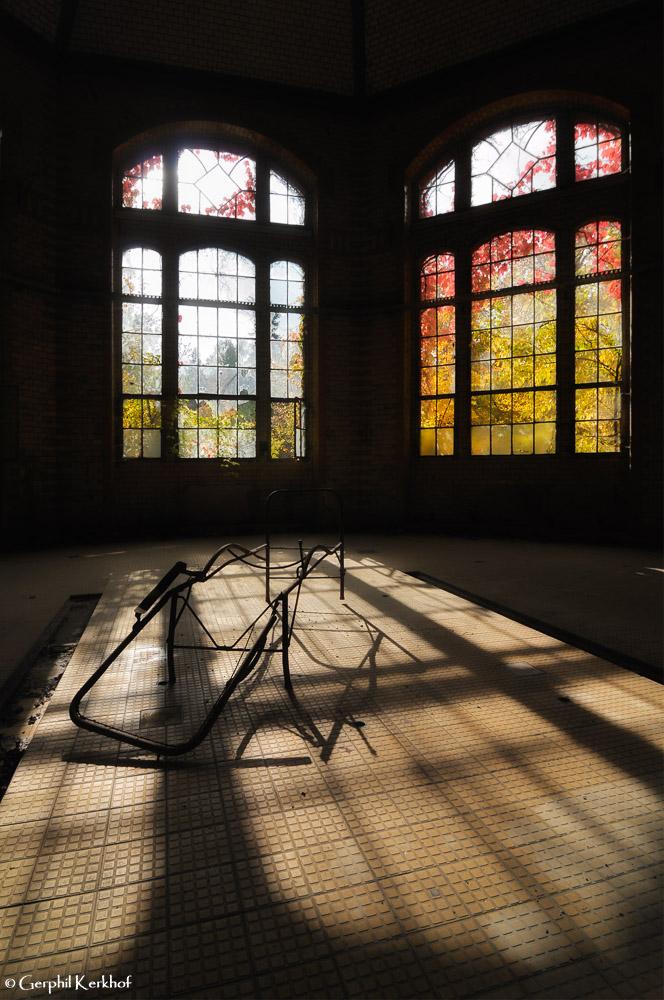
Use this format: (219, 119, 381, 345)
(411, 108, 629, 457)
(116, 130, 311, 460)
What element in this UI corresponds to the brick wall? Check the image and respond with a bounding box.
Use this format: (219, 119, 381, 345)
(0, 31, 59, 540)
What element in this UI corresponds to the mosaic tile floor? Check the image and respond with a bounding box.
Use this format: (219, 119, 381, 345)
(0, 548, 661, 999)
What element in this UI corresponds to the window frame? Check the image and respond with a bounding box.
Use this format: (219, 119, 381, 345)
(113, 130, 315, 463)
(410, 106, 630, 460)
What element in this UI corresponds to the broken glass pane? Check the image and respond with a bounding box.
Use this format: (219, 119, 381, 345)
(419, 160, 455, 217)
(271, 401, 305, 459)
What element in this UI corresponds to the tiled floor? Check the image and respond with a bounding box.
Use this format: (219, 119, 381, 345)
(0, 544, 662, 998)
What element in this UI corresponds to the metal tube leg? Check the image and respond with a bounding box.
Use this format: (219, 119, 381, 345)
(340, 546, 345, 601)
(265, 541, 271, 603)
(166, 595, 178, 685)
(281, 592, 292, 691)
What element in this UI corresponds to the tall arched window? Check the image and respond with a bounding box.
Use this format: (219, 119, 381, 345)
(411, 106, 629, 458)
(116, 130, 312, 460)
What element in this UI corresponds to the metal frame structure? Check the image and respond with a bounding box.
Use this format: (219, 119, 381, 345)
(69, 489, 344, 756)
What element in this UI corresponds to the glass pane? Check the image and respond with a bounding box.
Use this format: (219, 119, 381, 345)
(574, 388, 621, 453)
(574, 122, 623, 181)
(177, 302, 256, 402)
(176, 398, 256, 458)
(575, 221, 621, 277)
(534, 422, 556, 454)
(142, 430, 160, 458)
(179, 249, 255, 303)
(122, 399, 161, 459)
(270, 261, 304, 306)
(420, 254, 455, 300)
(271, 401, 305, 459)
(436, 428, 454, 455)
(122, 248, 162, 297)
(491, 425, 511, 455)
(270, 171, 306, 225)
(122, 156, 163, 210)
(420, 429, 436, 456)
(472, 231, 555, 293)
(513, 424, 534, 454)
(121, 290, 162, 399)
(178, 149, 256, 219)
(123, 429, 141, 458)
(471, 425, 491, 455)
(419, 160, 455, 217)
(471, 120, 556, 205)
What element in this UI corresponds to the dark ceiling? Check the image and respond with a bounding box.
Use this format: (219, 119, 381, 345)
(0, 0, 640, 95)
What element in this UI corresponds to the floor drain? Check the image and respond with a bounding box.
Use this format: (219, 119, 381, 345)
(0, 594, 100, 803)
(139, 706, 183, 729)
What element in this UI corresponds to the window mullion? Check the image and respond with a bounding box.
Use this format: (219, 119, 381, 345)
(162, 246, 180, 459)
(113, 244, 123, 458)
(456, 247, 472, 455)
(556, 111, 574, 189)
(159, 150, 180, 459)
(620, 251, 630, 457)
(456, 142, 471, 213)
(163, 148, 178, 213)
(255, 258, 271, 459)
(556, 226, 575, 455)
(255, 161, 270, 224)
